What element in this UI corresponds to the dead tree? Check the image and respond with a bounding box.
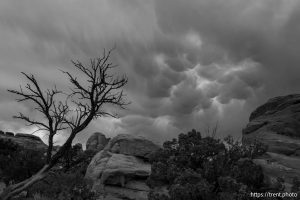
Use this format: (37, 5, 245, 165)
(7, 74, 69, 163)
(1, 49, 128, 200)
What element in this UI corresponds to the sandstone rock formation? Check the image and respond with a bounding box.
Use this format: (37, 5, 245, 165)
(243, 94, 300, 190)
(109, 134, 160, 159)
(15, 133, 43, 141)
(86, 132, 110, 151)
(85, 134, 160, 200)
(0, 131, 47, 152)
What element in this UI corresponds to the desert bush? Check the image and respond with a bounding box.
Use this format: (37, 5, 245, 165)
(7, 149, 45, 183)
(0, 139, 19, 156)
(29, 171, 96, 200)
(0, 139, 45, 184)
(147, 129, 268, 200)
(33, 193, 54, 200)
(0, 138, 96, 199)
(61, 144, 83, 170)
(61, 148, 97, 174)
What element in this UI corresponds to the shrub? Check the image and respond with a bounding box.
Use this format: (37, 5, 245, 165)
(33, 193, 54, 200)
(147, 129, 268, 200)
(61, 148, 97, 174)
(29, 171, 96, 200)
(0, 138, 96, 199)
(0, 139, 45, 184)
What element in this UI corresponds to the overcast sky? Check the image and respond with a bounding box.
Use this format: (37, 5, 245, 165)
(0, 0, 300, 145)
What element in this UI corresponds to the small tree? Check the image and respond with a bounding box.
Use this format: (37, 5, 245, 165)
(1, 49, 128, 200)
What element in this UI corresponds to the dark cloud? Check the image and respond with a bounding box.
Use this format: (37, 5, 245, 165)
(0, 0, 299, 144)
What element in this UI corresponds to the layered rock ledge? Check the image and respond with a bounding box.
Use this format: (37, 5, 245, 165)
(85, 134, 160, 200)
(243, 94, 300, 190)
(0, 131, 47, 151)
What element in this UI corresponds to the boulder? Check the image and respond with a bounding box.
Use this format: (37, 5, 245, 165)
(86, 132, 109, 151)
(107, 134, 160, 159)
(85, 134, 159, 200)
(86, 151, 151, 200)
(243, 94, 300, 190)
(86, 152, 151, 184)
(85, 150, 112, 181)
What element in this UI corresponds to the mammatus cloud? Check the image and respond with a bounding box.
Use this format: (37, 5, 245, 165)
(0, 0, 300, 145)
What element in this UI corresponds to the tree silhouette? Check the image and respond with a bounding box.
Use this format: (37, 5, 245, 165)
(1, 48, 128, 200)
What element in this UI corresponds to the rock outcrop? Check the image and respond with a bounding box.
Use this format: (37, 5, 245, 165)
(243, 94, 300, 190)
(73, 143, 83, 152)
(15, 133, 43, 141)
(85, 134, 160, 200)
(0, 131, 47, 152)
(86, 132, 110, 151)
(109, 134, 160, 159)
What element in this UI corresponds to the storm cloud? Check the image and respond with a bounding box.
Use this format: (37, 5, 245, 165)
(0, 0, 300, 145)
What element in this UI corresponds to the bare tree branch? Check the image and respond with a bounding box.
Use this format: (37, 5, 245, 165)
(2, 48, 128, 200)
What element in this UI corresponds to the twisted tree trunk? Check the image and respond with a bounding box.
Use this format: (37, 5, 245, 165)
(0, 131, 77, 199)
(0, 165, 48, 200)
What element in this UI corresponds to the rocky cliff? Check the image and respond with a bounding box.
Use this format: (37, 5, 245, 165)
(243, 94, 300, 190)
(0, 131, 47, 151)
(85, 134, 160, 200)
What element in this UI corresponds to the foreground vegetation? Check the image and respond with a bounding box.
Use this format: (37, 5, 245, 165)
(146, 130, 300, 200)
(0, 139, 97, 200)
(1, 130, 300, 199)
